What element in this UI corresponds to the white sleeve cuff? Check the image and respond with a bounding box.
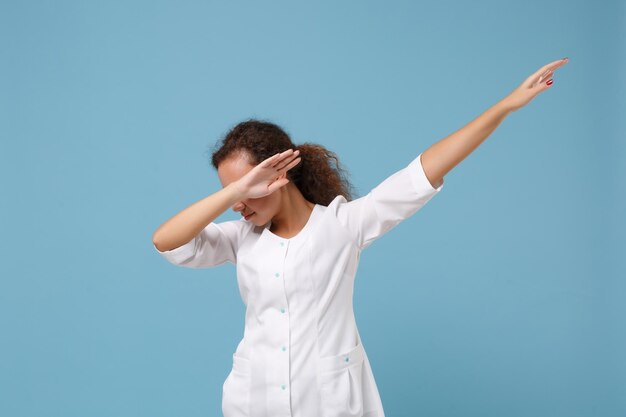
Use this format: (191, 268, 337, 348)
(153, 236, 197, 265)
(408, 152, 444, 195)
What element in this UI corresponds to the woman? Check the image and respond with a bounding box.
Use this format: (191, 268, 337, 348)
(153, 58, 568, 417)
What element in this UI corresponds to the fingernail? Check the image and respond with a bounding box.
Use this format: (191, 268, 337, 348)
(562, 57, 568, 61)
(546, 79, 553, 86)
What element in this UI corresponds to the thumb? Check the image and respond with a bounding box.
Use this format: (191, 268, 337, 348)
(267, 178, 290, 194)
(537, 76, 554, 92)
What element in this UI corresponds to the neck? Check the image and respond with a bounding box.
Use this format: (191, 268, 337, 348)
(269, 185, 315, 237)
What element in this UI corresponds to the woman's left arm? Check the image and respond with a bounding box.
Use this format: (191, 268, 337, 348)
(421, 57, 569, 187)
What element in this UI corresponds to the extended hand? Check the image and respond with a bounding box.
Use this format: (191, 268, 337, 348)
(235, 149, 302, 199)
(503, 58, 569, 112)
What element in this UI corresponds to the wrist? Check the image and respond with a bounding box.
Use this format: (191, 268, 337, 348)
(497, 96, 518, 114)
(225, 181, 248, 201)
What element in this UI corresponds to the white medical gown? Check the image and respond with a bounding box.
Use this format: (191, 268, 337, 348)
(155, 152, 444, 417)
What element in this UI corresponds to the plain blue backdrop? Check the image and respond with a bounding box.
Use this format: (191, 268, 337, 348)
(1, 1, 624, 416)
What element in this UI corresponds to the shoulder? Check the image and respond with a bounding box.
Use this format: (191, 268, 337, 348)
(325, 194, 354, 213)
(324, 193, 373, 221)
(210, 217, 256, 242)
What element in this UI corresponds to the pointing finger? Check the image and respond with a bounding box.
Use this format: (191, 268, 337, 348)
(534, 58, 569, 79)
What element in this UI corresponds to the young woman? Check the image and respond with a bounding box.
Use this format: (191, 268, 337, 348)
(153, 58, 568, 417)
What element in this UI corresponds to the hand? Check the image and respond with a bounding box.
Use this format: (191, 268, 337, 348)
(234, 149, 302, 199)
(502, 58, 569, 112)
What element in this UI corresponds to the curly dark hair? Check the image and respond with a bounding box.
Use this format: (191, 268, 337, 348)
(207, 118, 356, 206)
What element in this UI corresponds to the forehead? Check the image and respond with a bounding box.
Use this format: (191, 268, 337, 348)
(217, 154, 255, 186)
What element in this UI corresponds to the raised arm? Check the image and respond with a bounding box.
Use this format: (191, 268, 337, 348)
(152, 183, 245, 253)
(420, 57, 569, 185)
(153, 148, 301, 252)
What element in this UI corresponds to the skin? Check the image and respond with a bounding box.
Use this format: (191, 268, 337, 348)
(216, 150, 314, 238)
(152, 148, 306, 251)
(420, 58, 569, 187)
(153, 58, 568, 252)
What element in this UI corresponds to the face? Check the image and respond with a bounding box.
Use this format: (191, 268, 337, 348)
(217, 154, 282, 226)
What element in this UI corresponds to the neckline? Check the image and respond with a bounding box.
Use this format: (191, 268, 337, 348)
(262, 204, 320, 243)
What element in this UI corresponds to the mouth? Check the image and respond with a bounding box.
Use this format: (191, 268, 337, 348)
(244, 212, 255, 220)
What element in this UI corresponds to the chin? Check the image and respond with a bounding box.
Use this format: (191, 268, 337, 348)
(254, 216, 271, 226)
(244, 213, 261, 224)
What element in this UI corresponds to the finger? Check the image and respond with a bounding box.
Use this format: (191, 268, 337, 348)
(276, 156, 301, 174)
(533, 58, 568, 80)
(285, 156, 302, 171)
(267, 178, 290, 194)
(542, 58, 568, 73)
(270, 150, 298, 171)
(261, 152, 284, 167)
(538, 69, 554, 84)
(274, 152, 300, 171)
(530, 66, 560, 89)
(534, 73, 555, 92)
(264, 149, 293, 169)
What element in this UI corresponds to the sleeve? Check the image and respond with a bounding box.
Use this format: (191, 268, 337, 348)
(153, 219, 249, 268)
(334, 152, 444, 250)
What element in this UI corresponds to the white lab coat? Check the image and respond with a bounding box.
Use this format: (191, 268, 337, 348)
(155, 152, 444, 417)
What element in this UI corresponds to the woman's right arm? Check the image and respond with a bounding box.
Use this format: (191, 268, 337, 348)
(152, 148, 302, 253)
(152, 182, 246, 252)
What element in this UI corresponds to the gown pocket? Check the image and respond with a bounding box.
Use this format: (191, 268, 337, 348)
(222, 353, 252, 417)
(319, 341, 365, 417)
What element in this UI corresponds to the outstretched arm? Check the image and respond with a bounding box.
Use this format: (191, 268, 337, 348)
(420, 57, 569, 187)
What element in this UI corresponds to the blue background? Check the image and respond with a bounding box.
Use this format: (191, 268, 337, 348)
(1, 1, 624, 416)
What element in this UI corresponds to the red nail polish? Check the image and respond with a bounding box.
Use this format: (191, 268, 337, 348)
(546, 79, 553, 86)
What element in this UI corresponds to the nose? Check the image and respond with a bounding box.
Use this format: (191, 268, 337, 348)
(232, 201, 246, 213)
